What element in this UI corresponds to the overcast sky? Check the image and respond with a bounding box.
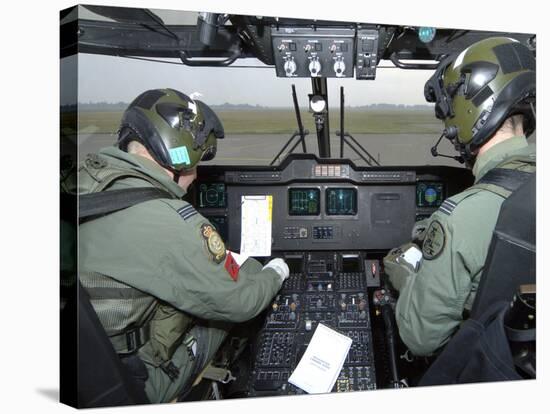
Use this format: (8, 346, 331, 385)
(72, 53, 435, 107)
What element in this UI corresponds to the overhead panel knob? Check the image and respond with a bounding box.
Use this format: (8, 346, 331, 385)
(284, 58, 297, 77)
(309, 58, 321, 77)
(334, 58, 346, 77)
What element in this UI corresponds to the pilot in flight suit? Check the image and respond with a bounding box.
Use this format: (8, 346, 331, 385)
(383, 37, 536, 356)
(78, 89, 289, 403)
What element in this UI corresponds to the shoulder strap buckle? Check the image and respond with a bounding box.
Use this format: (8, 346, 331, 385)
(125, 326, 143, 353)
(110, 322, 152, 355)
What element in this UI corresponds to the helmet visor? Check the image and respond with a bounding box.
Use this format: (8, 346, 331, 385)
(156, 102, 198, 131)
(424, 54, 457, 120)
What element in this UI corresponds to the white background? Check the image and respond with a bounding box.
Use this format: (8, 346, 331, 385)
(1, 0, 547, 413)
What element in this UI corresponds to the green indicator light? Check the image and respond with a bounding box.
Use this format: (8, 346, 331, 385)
(418, 27, 436, 43)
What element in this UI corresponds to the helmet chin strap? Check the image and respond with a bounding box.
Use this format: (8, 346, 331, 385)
(117, 128, 133, 150)
(462, 143, 477, 167)
(172, 170, 181, 184)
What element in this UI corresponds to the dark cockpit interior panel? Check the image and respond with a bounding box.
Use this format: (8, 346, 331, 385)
(193, 154, 473, 253)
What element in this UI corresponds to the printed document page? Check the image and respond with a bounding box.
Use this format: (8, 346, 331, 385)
(240, 195, 272, 257)
(288, 324, 352, 394)
(401, 245, 422, 270)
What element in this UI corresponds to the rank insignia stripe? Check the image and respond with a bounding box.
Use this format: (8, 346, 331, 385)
(178, 204, 198, 221)
(438, 199, 457, 216)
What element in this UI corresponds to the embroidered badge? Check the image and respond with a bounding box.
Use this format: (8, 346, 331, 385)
(200, 223, 226, 264)
(422, 220, 446, 260)
(224, 251, 240, 281)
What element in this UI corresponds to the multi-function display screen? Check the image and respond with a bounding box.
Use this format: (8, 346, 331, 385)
(198, 183, 226, 208)
(416, 182, 444, 207)
(288, 188, 320, 216)
(286, 257, 304, 274)
(326, 188, 357, 215)
(341, 255, 361, 273)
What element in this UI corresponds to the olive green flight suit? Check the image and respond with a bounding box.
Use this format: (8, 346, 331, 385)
(385, 136, 535, 356)
(78, 147, 282, 403)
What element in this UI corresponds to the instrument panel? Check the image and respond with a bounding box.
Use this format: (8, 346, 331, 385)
(271, 27, 379, 79)
(193, 155, 473, 251)
(249, 251, 378, 396)
(229, 182, 415, 251)
(191, 154, 473, 393)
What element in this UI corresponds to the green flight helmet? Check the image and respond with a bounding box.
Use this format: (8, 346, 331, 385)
(117, 88, 224, 173)
(425, 37, 535, 160)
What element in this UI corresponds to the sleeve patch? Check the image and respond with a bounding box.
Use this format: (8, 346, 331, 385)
(422, 220, 446, 260)
(200, 223, 226, 264)
(224, 252, 240, 281)
(177, 204, 198, 221)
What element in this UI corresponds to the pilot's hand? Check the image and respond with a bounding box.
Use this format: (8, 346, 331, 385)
(383, 243, 421, 292)
(263, 258, 290, 282)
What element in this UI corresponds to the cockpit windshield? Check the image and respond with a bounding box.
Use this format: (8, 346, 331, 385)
(73, 54, 465, 166)
(63, 5, 535, 168)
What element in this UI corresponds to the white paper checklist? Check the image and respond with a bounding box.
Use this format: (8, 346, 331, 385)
(401, 245, 423, 270)
(288, 323, 352, 394)
(240, 195, 273, 257)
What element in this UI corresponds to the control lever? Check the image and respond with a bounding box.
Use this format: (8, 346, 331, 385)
(201, 366, 237, 384)
(373, 289, 405, 388)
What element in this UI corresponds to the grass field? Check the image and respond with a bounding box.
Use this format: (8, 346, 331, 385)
(71, 108, 442, 135)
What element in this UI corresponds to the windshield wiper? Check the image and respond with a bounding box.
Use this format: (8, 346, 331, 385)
(141, 9, 180, 42)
